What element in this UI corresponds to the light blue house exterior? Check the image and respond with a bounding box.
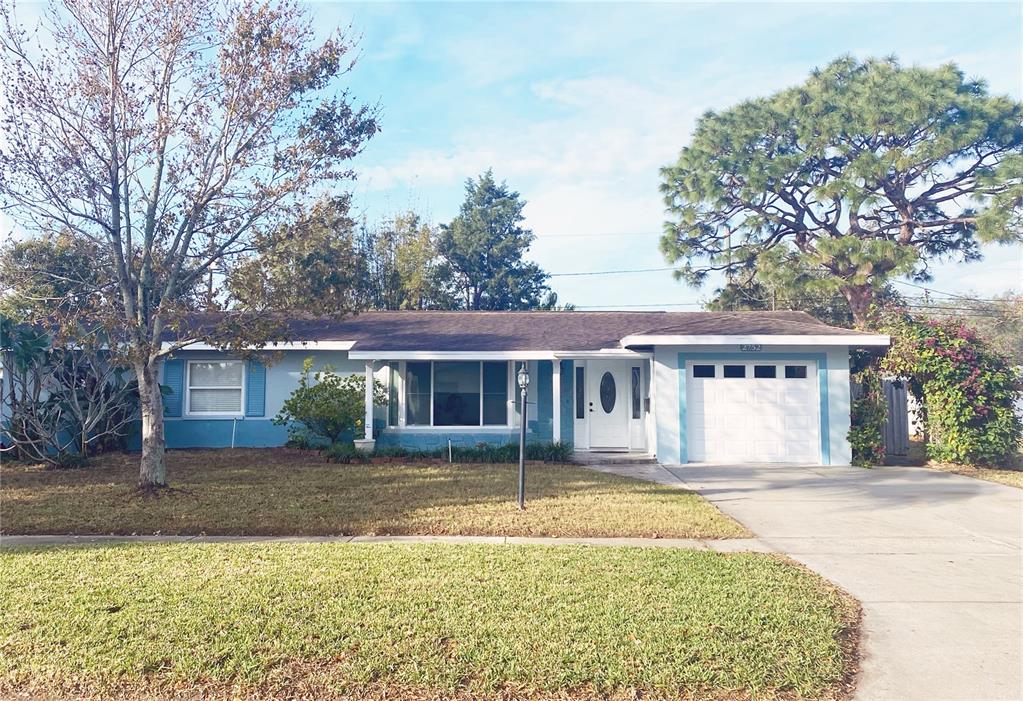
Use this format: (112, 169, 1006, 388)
(155, 311, 888, 465)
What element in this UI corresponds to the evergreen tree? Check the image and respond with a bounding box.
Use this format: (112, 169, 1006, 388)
(661, 56, 1023, 326)
(438, 171, 554, 310)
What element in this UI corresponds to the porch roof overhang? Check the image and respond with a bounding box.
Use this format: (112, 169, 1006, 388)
(619, 333, 890, 347)
(346, 348, 654, 360)
(162, 340, 357, 352)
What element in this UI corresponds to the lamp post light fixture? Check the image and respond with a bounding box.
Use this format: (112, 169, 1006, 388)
(516, 364, 530, 510)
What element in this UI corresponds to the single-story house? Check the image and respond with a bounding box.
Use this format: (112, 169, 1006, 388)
(158, 310, 888, 465)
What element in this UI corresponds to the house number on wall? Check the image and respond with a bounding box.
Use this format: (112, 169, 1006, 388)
(739, 344, 762, 352)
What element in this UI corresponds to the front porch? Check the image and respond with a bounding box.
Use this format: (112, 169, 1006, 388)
(353, 352, 655, 454)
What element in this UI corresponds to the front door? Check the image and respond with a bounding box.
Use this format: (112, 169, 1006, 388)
(587, 361, 630, 450)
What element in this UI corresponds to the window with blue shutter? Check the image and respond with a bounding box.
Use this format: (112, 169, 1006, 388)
(162, 359, 184, 417)
(245, 360, 266, 417)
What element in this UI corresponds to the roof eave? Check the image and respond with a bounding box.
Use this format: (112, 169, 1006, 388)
(619, 333, 891, 347)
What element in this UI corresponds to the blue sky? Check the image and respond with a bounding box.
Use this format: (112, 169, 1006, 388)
(322, 0, 1023, 309)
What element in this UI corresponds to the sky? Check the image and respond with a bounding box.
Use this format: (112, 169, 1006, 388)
(318, 0, 1023, 309)
(3, 1, 1021, 310)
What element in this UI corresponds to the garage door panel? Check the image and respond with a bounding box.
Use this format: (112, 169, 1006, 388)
(784, 414, 814, 431)
(687, 361, 820, 464)
(717, 385, 749, 404)
(752, 388, 780, 405)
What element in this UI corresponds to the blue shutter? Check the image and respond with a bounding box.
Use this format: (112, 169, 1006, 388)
(162, 359, 184, 417)
(245, 360, 266, 417)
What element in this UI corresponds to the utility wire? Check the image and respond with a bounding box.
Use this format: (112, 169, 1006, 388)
(547, 266, 1013, 305)
(537, 232, 662, 238)
(892, 279, 1011, 303)
(572, 302, 704, 308)
(549, 266, 676, 277)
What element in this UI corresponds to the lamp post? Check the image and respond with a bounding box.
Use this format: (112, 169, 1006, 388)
(517, 363, 530, 510)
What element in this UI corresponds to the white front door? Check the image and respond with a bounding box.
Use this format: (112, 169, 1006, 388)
(587, 361, 630, 450)
(686, 360, 820, 463)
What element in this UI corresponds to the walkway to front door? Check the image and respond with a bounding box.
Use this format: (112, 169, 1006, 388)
(582, 461, 1023, 701)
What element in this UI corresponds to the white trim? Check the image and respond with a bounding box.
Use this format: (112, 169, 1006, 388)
(184, 359, 245, 417)
(382, 426, 518, 433)
(554, 350, 653, 359)
(552, 360, 561, 444)
(364, 361, 375, 441)
(350, 350, 557, 360)
(164, 340, 357, 352)
(619, 333, 890, 347)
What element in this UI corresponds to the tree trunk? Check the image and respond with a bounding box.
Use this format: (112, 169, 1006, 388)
(136, 361, 167, 489)
(842, 284, 874, 328)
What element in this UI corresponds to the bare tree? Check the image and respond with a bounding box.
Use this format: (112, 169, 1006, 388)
(0, 0, 378, 488)
(1, 322, 139, 466)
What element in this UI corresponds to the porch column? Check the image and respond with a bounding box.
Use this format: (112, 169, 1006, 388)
(355, 360, 376, 453)
(363, 360, 374, 440)
(552, 360, 561, 444)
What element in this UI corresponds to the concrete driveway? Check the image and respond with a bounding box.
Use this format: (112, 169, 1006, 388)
(591, 462, 1023, 701)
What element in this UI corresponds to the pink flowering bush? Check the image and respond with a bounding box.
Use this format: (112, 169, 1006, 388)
(879, 312, 1022, 466)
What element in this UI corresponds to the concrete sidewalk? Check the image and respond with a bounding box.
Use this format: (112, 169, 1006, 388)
(0, 532, 771, 551)
(590, 461, 1023, 701)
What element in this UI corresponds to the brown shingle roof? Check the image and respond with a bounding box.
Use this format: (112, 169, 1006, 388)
(175, 310, 866, 351)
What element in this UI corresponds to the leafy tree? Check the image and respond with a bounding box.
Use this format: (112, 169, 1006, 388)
(0, 0, 377, 488)
(704, 250, 904, 327)
(358, 211, 453, 310)
(273, 358, 386, 446)
(439, 171, 556, 310)
(0, 232, 105, 320)
(661, 56, 1023, 326)
(228, 197, 367, 316)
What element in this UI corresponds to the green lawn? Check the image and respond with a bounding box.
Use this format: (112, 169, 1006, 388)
(0, 448, 747, 538)
(0, 542, 858, 701)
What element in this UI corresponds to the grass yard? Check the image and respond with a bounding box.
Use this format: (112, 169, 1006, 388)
(0, 448, 747, 538)
(0, 542, 859, 701)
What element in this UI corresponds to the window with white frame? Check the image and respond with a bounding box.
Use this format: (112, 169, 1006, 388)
(187, 361, 244, 414)
(402, 361, 509, 427)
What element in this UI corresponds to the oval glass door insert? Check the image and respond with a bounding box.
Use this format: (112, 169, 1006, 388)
(599, 372, 616, 413)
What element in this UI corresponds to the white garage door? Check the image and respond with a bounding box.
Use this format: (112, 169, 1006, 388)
(686, 360, 820, 463)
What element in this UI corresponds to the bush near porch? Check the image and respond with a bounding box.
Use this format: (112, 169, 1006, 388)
(0, 448, 748, 538)
(0, 542, 859, 701)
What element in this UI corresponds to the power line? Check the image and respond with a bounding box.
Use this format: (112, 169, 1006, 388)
(537, 232, 661, 239)
(892, 280, 1010, 303)
(549, 266, 676, 277)
(572, 302, 704, 309)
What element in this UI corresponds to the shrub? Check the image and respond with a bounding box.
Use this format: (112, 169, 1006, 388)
(372, 445, 442, 460)
(273, 358, 387, 446)
(879, 312, 1022, 466)
(372, 441, 573, 464)
(848, 364, 886, 467)
(525, 441, 573, 462)
(284, 434, 316, 450)
(325, 441, 367, 464)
